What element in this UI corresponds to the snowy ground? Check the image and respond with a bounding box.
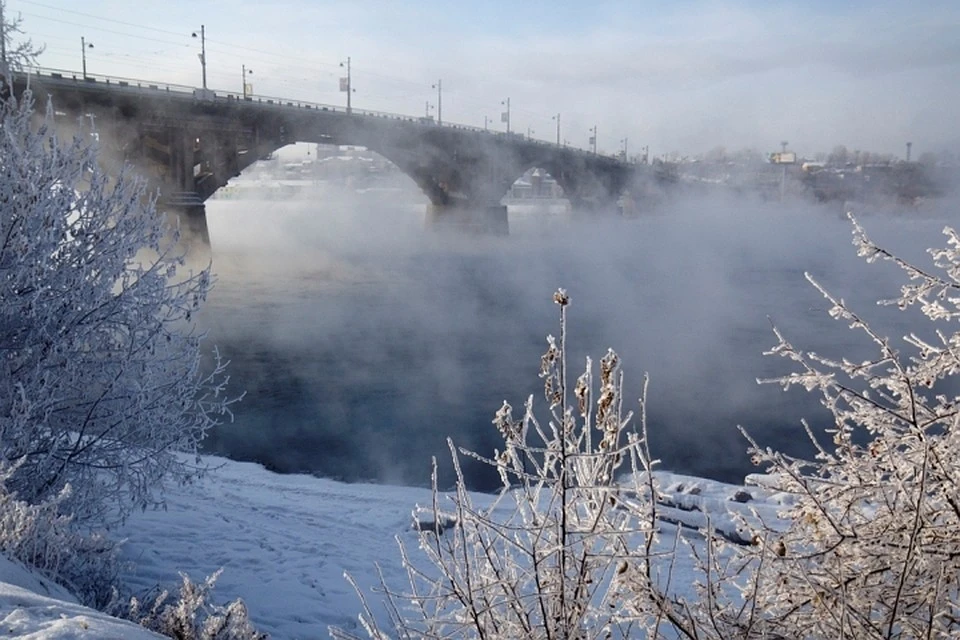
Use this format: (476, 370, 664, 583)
(114, 456, 785, 639)
(0, 456, 787, 639)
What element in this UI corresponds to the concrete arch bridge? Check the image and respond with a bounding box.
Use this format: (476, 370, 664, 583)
(9, 68, 645, 240)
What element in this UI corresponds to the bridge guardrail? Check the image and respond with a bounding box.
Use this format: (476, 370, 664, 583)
(18, 66, 626, 160)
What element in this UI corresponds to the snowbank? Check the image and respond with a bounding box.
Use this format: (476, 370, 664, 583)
(0, 555, 164, 639)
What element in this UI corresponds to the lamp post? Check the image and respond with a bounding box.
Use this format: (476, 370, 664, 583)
(552, 113, 561, 146)
(501, 97, 510, 134)
(424, 101, 434, 119)
(779, 141, 789, 202)
(191, 25, 207, 89)
(241, 65, 253, 98)
(620, 137, 628, 160)
(339, 57, 353, 114)
(484, 115, 490, 131)
(526, 126, 534, 140)
(589, 125, 598, 154)
(81, 37, 93, 79)
(431, 79, 442, 126)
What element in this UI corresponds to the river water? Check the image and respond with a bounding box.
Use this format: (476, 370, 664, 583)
(195, 185, 954, 490)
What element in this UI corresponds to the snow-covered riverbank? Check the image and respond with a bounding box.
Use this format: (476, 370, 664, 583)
(111, 455, 781, 639)
(0, 453, 786, 639)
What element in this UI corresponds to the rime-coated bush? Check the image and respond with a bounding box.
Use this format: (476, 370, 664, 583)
(0, 464, 119, 608)
(112, 569, 267, 640)
(0, 88, 235, 525)
(733, 216, 960, 638)
(333, 290, 660, 639)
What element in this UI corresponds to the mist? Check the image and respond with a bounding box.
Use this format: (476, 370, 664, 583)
(187, 162, 957, 491)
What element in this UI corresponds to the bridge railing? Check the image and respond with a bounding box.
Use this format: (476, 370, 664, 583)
(18, 66, 627, 160)
(22, 65, 498, 132)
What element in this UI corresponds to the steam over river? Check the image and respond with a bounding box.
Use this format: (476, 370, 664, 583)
(197, 187, 952, 490)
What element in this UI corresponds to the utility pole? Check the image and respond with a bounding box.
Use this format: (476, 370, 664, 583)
(81, 37, 93, 79)
(906, 141, 912, 162)
(191, 25, 207, 89)
(484, 115, 489, 131)
(340, 57, 352, 114)
(589, 126, 598, 154)
(501, 97, 511, 134)
(432, 79, 442, 126)
(527, 126, 535, 140)
(552, 113, 561, 146)
(621, 137, 628, 160)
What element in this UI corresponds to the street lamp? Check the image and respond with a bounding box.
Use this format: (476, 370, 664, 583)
(191, 25, 207, 89)
(241, 65, 253, 98)
(339, 57, 354, 114)
(484, 115, 491, 131)
(501, 97, 511, 134)
(551, 113, 561, 146)
(431, 79, 442, 126)
(81, 37, 93, 79)
(589, 125, 598, 154)
(620, 137, 628, 160)
(425, 101, 434, 119)
(527, 126, 534, 140)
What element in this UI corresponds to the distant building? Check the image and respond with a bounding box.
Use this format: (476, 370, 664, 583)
(508, 167, 564, 199)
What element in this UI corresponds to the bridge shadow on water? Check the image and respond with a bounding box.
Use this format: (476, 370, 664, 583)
(194, 191, 953, 491)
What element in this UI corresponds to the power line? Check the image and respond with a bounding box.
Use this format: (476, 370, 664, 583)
(18, 11, 193, 48)
(16, 0, 191, 37)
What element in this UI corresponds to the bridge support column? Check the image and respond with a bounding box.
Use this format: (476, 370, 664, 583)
(425, 202, 509, 235)
(173, 204, 211, 248)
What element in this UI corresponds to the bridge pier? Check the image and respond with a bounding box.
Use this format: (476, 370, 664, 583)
(425, 202, 509, 235)
(172, 204, 211, 249)
(159, 193, 212, 257)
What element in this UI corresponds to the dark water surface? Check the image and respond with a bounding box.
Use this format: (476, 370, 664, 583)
(197, 190, 954, 490)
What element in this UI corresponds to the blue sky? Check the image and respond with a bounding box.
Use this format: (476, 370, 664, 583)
(8, 0, 960, 157)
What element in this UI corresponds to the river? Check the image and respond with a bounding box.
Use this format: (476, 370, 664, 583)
(194, 184, 954, 491)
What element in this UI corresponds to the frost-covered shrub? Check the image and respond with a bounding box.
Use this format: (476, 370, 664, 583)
(0, 464, 120, 608)
(333, 290, 660, 639)
(735, 216, 960, 638)
(0, 88, 235, 524)
(113, 569, 267, 640)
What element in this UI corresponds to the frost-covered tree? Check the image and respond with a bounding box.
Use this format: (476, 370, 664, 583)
(0, 0, 44, 74)
(0, 88, 233, 524)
